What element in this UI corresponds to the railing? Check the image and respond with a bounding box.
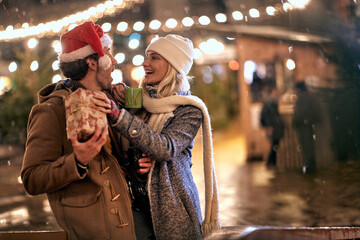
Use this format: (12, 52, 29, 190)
(209, 226, 360, 240)
(2, 226, 360, 240)
(0, 230, 66, 240)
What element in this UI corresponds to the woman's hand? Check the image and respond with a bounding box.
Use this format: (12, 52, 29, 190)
(111, 83, 127, 104)
(92, 92, 112, 114)
(92, 91, 122, 123)
(136, 153, 152, 175)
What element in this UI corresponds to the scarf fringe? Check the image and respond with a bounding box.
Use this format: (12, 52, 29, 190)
(201, 220, 221, 237)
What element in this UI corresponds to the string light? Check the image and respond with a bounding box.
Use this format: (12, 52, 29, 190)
(131, 66, 145, 82)
(283, 3, 294, 11)
(101, 22, 112, 32)
(266, 6, 277, 16)
(52, 60, 60, 71)
(52, 40, 62, 53)
(249, 8, 260, 18)
(286, 58, 296, 70)
(0, 1, 311, 76)
(149, 20, 161, 30)
(0, 0, 131, 41)
(182, 17, 194, 27)
(0, 1, 309, 42)
(111, 69, 123, 84)
(132, 55, 144, 66)
(165, 18, 178, 29)
(288, 0, 310, 9)
(128, 39, 140, 49)
(199, 38, 224, 55)
(199, 16, 211, 25)
(0, 76, 11, 95)
(30, 61, 39, 71)
(52, 74, 62, 83)
(117, 21, 128, 32)
(8, 62, 17, 72)
(27, 38, 38, 49)
(232, 11, 244, 21)
(133, 21, 145, 31)
(215, 13, 227, 23)
(115, 53, 126, 64)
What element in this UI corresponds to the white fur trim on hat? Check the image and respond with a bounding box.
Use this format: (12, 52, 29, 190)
(99, 55, 112, 70)
(98, 34, 112, 70)
(146, 34, 194, 76)
(58, 34, 112, 66)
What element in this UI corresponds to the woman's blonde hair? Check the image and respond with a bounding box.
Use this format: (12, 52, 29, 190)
(140, 64, 192, 98)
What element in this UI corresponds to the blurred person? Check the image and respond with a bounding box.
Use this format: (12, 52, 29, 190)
(106, 34, 220, 240)
(260, 86, 285, 167)
(293, 81, 322, 174)
(21, 21, 153, 240)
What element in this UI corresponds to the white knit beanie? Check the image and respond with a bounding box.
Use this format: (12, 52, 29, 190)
(145, 34, 194, 76)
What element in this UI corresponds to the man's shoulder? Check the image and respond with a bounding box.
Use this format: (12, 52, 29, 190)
(38, 90, 67, 107)
(33, 89, 69, 118)
(37, 80, 72, 104)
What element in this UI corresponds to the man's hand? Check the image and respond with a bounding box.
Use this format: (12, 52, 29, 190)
(136, 154, 152, 175)
(70, 126, 108, 166)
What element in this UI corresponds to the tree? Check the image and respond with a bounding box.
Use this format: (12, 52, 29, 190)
(0, 40, 55, 145)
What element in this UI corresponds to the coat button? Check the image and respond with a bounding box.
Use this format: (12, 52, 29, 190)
(131, 129, 138, 135)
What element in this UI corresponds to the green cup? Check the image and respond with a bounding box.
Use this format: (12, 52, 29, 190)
(125, 88, 142, 109)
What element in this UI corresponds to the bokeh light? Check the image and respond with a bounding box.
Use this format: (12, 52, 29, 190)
(8, 62, 18, 72)
(286, 58, 296, 70)
(131, 66, 145, 82)
(132, 55, 144, 66)
(111, 69, 123, 84)
(27, 38, 38, 49)
(30, 61, 39, 71)
(115, 53, 126, 64)
(228, 60, 240, 71)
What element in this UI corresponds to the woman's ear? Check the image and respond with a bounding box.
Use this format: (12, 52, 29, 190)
(86, 58, 98, 70)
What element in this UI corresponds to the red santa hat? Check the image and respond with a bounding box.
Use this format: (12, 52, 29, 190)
(58, 21, 112, 70)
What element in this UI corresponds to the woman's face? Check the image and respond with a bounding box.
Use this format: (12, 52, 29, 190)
(142, 50, 169, 85)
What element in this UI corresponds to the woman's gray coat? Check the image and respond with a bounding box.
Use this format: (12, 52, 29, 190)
(112, 104, 203, 240)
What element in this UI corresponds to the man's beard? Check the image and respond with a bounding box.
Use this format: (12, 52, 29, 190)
(96, 72, 112, 91)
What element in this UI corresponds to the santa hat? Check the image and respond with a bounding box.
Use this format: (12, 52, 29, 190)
(145, 34, 194, 76)
(58, 21, 112, 70)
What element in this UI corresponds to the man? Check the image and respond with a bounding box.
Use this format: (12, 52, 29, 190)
(21, 21, 152, 240)
(293, 81, 322, 174)
(260, 87, 284, 167)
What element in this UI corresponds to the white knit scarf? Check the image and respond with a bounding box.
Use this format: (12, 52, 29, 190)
(143, 93, 221, 237)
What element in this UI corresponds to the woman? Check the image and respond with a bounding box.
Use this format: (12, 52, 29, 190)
(103, 34, 220, 239)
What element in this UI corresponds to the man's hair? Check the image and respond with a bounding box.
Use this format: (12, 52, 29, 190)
(59, 53, 99, 80)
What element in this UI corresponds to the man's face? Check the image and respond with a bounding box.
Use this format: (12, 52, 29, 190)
(96, 47, 117, 91)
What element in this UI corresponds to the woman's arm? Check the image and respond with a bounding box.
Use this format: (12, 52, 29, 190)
(112, 105, 202, 162)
